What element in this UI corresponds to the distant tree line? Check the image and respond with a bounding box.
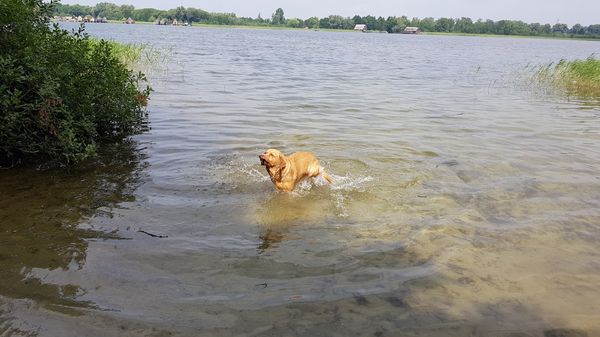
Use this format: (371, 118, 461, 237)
(53, 3, 600, 38)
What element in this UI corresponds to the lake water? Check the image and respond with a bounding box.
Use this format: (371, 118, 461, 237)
(1, 23, 600, 336)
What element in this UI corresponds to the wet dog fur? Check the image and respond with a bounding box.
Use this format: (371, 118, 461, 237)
(259, 149, 333, 192)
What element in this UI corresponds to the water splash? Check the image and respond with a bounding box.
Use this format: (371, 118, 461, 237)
(328, 174, 374, 217)
(209, 154, 270, 185)
(329, 174, 374, 191)
(210, 153, 375, 218)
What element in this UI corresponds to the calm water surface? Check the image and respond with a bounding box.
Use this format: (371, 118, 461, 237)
(1, 24, 600, 336)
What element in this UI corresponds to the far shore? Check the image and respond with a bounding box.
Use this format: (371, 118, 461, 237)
(104, 20, 353, 32)
(75, 20, 600, 41)
(423, 31, 600, 41)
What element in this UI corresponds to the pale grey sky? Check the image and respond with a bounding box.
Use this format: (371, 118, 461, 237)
(60, 0, 599, 26)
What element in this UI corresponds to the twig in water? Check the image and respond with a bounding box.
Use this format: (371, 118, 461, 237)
(137, 230, 168, 238)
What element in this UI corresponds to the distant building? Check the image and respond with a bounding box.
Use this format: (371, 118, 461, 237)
(125, 17, 135, 24)
(154, 18, 190, 26)
(53, 15, 106, 23)
(402, 27, 421, 34)
(354, 24, 367, 32)
(55, 16, 76, 22)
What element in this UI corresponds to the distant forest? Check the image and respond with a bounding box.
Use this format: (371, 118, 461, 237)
(53, 3, 600, 38)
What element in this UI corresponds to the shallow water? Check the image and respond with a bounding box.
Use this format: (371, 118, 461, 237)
(1, 24, 600, 336)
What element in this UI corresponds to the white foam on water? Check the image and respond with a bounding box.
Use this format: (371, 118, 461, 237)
(292, 179, 315, 196)
(328, 173, 375, 217)
(291, 173, 374, 199)
(329, 174, 374, 191)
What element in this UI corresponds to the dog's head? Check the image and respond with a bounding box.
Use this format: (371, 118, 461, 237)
(259, 149, 285, 168)
(259, 149, 287, 181)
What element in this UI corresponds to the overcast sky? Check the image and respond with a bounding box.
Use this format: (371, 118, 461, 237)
(60, 0, 599, 26)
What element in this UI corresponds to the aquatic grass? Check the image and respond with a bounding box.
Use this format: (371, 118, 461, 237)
(562, 56, 600, 94)
(90, 39, 143, 68)
(89, 39, 171, 75)
(532, 55, 600, 97)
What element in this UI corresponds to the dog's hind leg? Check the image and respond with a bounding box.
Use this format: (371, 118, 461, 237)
(308, 164, 333, 184)
(320, 167, 333, 184)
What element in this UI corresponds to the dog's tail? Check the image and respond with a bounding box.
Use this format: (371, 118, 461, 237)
(321, 168, 333, 184)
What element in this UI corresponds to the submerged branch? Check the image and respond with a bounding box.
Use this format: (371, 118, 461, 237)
(137, 230, 168, 238)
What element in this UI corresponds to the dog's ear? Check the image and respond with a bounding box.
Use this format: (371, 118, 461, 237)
(278, 153, 286, 165)
(273, 156, 287, 181)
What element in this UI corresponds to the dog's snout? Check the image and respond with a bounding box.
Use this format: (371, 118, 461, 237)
(259, 153, 268, 165)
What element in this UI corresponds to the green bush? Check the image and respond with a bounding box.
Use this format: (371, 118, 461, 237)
(0, 0, 150, 167)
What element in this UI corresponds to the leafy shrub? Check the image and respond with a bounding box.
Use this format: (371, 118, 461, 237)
(0, 0, 150, 167)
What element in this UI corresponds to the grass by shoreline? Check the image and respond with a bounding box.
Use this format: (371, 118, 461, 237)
(532, 56, 600, 97)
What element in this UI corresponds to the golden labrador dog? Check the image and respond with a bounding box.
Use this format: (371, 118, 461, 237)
(259, 149, 333, 192)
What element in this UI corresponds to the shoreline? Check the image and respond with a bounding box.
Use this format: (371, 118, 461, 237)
(423, 31, 600, 41)
(72, 21, 600, 40)
(104, 20, 354, 32)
